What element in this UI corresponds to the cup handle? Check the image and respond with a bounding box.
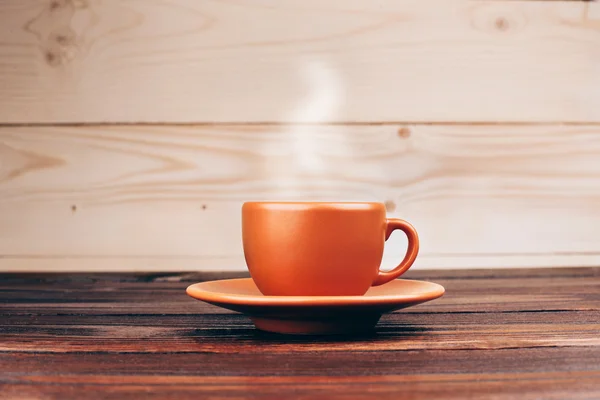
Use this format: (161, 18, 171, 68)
(372, 219, 419, 286)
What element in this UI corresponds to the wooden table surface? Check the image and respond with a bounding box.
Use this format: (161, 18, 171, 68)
(1, 268, 599, 399)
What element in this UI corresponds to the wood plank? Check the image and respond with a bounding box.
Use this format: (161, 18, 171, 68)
(1, 269, 599, 399)
(3, 310, 599, 329)
(0, 269, 598, 353)
(2, 124, 600, 271)
(4, 373, 600, 400)
(2, 344, 599, 376)
(2, 372, 600, 400)
(0, 0, 598, 123)
(2, 266, 598, 283)
(5, 254, 600, 272)
(1, 272, 599, 315)
(1, 312, 599, 353)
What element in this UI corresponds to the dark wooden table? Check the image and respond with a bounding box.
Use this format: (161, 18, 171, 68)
(1, 268, 599, 399)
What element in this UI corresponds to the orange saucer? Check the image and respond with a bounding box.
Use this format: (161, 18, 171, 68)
(186, 278, 445, 335)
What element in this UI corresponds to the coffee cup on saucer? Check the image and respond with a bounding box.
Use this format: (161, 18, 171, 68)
(242, 201, 419, 296)
(186, 201, 440, 335)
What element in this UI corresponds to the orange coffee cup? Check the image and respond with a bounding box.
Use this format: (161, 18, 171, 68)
(242, 202, 419, 296)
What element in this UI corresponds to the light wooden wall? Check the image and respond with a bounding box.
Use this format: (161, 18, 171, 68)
(1, 0, 599, 271)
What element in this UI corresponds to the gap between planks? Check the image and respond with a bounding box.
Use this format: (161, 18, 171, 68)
(2, 121, 600, 128)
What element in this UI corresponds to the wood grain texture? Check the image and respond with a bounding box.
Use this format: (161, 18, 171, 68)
(0, 0, 598, 123)
(2, 124, 600, 271)
(1, 268, 599, 400)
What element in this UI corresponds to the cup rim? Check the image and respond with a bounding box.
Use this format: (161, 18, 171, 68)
(242, 201, 384, 211)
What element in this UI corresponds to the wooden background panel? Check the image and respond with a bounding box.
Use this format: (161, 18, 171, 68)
(1, 124, 599, 271)
(0, 0, 598, 123)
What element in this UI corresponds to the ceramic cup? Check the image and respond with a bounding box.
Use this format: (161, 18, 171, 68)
(242, 202, 419, 296)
